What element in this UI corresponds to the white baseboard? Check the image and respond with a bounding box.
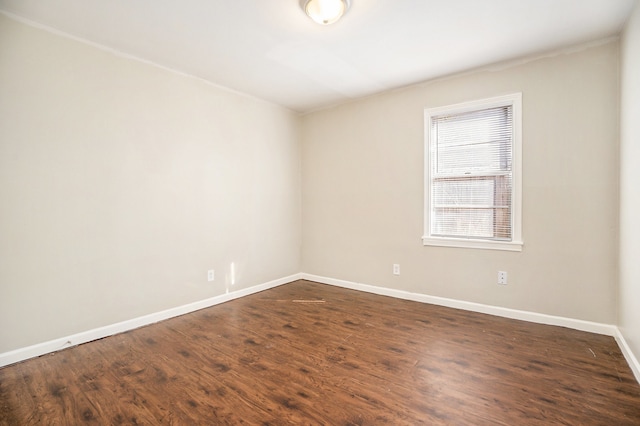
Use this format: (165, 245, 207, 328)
(301, 274, 640, 383)
(4, 272, 638, 385)
(301, 273, 618, 336)
(615, 329, 640, 384)
(0, 273, 301, 368)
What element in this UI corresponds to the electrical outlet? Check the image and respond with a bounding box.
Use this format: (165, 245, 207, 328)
(498, 271, 507, 285)
(393, 264, 400, 275)
(207, 270, 215, 282)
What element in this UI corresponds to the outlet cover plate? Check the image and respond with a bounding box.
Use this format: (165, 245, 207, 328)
(393, 264, 400, 275)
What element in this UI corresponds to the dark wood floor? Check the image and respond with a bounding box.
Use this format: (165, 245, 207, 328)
(1, 280, 639, 425)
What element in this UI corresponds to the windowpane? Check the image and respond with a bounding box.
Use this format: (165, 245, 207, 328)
(426, 98, 518, 246)
(433, 177, 496, 206)
(431, 176, 511, 240)
(432, 208, 494, 238)
(434, 106, 512, 175)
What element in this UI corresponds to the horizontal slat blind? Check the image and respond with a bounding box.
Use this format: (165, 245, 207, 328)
(430, 105, 513, 240)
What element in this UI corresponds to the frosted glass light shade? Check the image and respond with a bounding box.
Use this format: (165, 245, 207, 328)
(301, 0, 351, 25)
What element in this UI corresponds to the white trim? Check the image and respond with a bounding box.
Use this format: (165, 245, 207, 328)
(423, 93, 523, 252)
(302, 37, 618, 116)
(301, 273, 617, 336)
(615, 329, 640, 384)
(0, 11, 293, 114)
(0, 273, 301, 368)
(4, 272, 637, 385)
(422, 236, 523, 251)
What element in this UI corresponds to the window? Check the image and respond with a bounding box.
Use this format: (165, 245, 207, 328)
(423, 93, 522, 251)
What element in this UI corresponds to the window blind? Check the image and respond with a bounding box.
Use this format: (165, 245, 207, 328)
(430, 105, 513, 241)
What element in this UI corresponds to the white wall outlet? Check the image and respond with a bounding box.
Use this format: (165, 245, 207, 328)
(498, 271, 507, 285)
(393, 264, 400, 275)
(207, 270, 215, 282)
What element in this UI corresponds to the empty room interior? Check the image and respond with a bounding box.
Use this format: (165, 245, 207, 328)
(1, 0, 640, 424)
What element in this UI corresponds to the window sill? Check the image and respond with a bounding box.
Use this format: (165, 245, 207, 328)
(422, 236, 523, 252)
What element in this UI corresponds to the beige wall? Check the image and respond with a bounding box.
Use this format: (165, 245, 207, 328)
(302, 41, 619, 324)
(0, 15, 301, 353)
(620, 2, 640, 364)
(0, 10, 628, 357)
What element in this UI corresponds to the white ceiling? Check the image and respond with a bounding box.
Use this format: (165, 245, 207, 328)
(0, 0, 636, 112)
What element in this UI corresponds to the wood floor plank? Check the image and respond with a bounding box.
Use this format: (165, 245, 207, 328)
(1, 280, 639, 425)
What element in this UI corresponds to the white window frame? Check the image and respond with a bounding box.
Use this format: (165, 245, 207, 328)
(423, 93, 523, 251)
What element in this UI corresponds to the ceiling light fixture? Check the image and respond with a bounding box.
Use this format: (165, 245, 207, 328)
(301, 0, 351, 25)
